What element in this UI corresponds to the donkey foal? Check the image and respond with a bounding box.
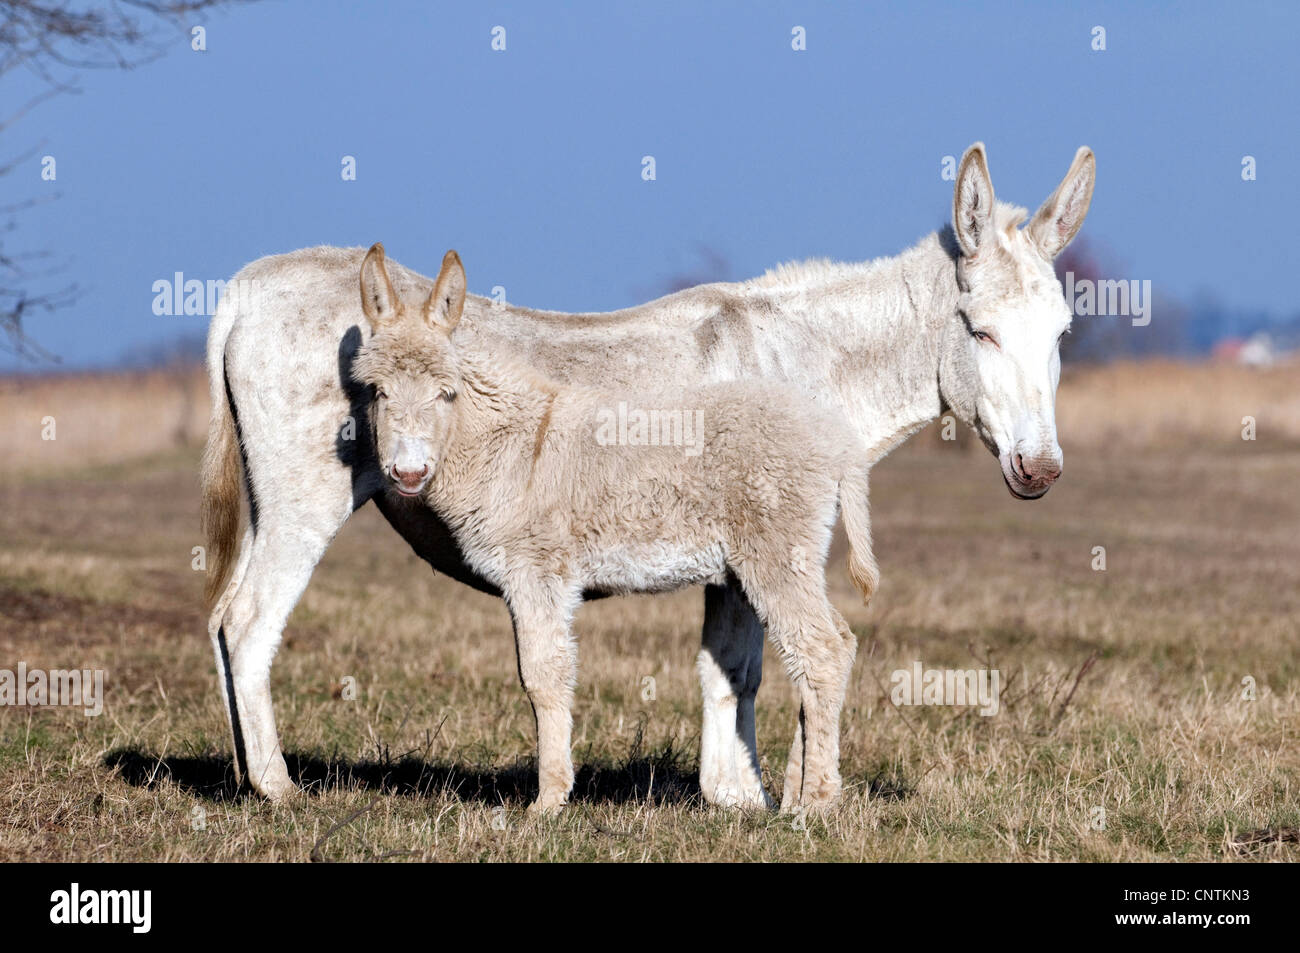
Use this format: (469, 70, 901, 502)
(353, 244, 878, 813)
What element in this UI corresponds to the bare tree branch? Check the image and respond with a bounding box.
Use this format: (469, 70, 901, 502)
(0, 0, 256, 362)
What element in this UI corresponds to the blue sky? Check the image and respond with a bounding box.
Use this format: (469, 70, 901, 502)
(4, 0, 1297, 370)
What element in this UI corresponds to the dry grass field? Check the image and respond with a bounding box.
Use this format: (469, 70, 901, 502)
(1, 359, 1298, 861)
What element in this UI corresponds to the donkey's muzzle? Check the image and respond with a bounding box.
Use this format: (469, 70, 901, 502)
(1004, 450, 1061, 499)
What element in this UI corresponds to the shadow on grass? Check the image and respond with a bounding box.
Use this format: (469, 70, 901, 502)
(863, 772, 912, 801)
(104, 744, 702, 807)
(105, 745, 912, 809)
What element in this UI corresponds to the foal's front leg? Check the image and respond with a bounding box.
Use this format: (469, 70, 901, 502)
(506, 582, 579, 814)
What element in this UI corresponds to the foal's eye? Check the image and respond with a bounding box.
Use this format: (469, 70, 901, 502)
(439, 388, 456, 402)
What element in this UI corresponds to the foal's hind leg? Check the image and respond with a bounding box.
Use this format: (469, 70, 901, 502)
(739, 573, 856, 813)
(780, 719, 804, 814)
(698, 579, 772, 809)
(779, 605, 856, 811)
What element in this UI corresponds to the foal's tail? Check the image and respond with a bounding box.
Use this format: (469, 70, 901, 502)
(840, 467, 879, 604)
(200, 295, 244, 610)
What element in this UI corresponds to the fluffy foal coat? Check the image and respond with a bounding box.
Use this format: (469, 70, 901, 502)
(352, 245, 877, 812)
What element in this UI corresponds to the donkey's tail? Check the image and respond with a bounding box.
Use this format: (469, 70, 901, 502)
(200, 294, 244, 610)
(840, 467, 879, 604)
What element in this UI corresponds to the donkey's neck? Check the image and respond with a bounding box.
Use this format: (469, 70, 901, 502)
(757, 230, 962, 462)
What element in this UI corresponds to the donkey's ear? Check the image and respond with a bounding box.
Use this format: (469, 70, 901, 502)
(424, 250, 466, 332)
(360, 243, 401, 328)
(953, 142, 995, 257)
(1028, 146, 1095, 260)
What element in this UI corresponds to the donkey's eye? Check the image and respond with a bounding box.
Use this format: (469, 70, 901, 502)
(970, 329, 998, 347)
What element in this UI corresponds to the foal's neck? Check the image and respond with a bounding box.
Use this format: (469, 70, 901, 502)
(446, 351, 558, 453)
(426, 350, 559, 523)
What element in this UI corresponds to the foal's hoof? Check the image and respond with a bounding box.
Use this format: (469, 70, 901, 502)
(779, 782, 842, 815)
(779, 798, 838, 820)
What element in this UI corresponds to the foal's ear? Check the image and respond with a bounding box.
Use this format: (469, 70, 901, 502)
(952, 142, 995, 257)
(1028, 146, 1095, 260)
(425, 250, 466, 332)
(360, 243, 401, 328)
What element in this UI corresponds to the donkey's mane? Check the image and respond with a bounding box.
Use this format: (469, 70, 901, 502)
(745, 201, 1025, 291)
(747, 257, 857, 288)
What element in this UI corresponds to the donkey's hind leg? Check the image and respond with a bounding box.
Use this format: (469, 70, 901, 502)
(698, 579, 773, 809)
(214, 514, 343, 800)
(207, 525, 254, 780)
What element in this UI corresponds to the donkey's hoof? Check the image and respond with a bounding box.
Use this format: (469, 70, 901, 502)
(703, 781, 775, 811)
(526, 795, 568, 817)
(251, 773, 300, 803)
(258, 784, 302, 804)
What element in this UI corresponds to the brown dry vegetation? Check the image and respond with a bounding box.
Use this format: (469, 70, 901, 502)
(0, 359, 1298, 861)
(0, 367, 207, 474)
(3, 357, 1298, 475)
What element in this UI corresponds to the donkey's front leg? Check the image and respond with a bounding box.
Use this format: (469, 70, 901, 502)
(698, 580, 773, 809)
(508, 586, 579, 814)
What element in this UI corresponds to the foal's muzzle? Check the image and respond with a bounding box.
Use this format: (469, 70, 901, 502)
(389, 463, 430, 497)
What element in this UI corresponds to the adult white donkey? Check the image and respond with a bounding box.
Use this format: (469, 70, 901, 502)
(203, 142, 1094, 806)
